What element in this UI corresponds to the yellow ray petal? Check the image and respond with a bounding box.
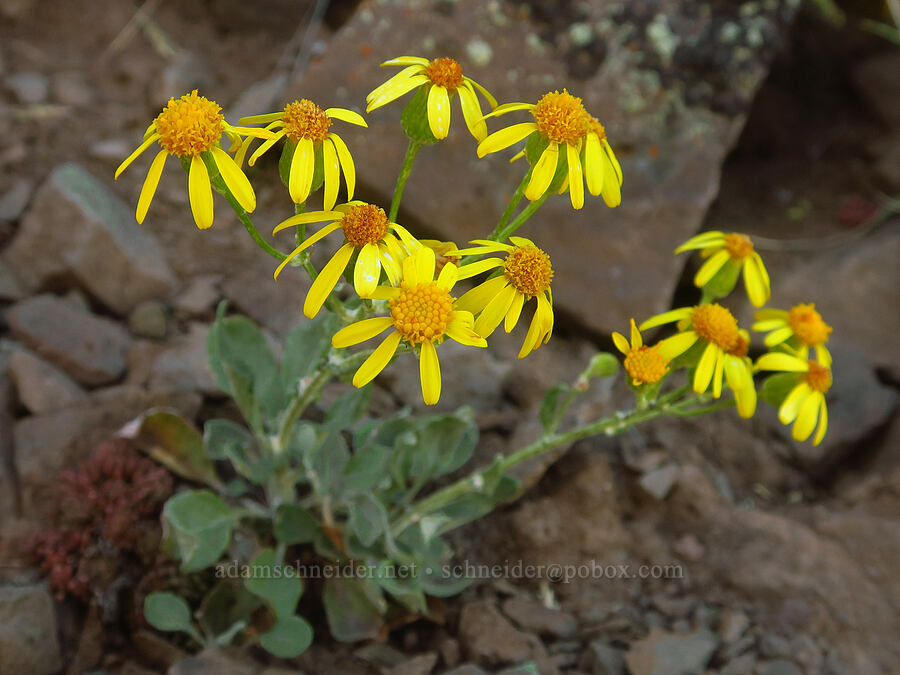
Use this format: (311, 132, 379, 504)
(674, 231, 725, 253)
(475, 282, 517, 337)
(779, 383, 811, 424)
(366, 75, 429, 112)
(115, 133, 160, 179)
(754, 308, 789, 322)
(353, 331, 403, 388)
(436, 260, 459, 290)
(381, 56, 430, 66)
(427, 85, 451, 139)
(757, 352, 809, 372)
(694, 249, 731, 287)
(743, 256, 769, 308)
(602, 139, 623, 185)
(525, 142, 559, 201)
(366, 66, 425, 101)
(458, 82, 487, 141)
(584, 132, 604, 196)
(325, 107, 367, 127)
(712, 349, 725, 398)
(322, 138, 340, 211)
(629, 319, 642, 348)
(457, 275, 510, 314)
(303, 243, 353, 318)
(136, 150, 167, 224)
(815, 345, 832, 368)
(657, 330, 698, 360)
(793, 390, 821, 442)
(600, 153, 622, 207)
(272, 222, 343, 279)
(446, 320, 488, 347)
(812, 395, 828, 446)
(248, 131, 285, 167)
(332, 316, 394, 348)
(465, 77, 499, 109)
(288, 137, 315, 204)
(752, 318, 787, 332)
(354, 242, 382, 298)
(329, 133, 356, 201)
(482, 102, 534, 119)
(211, 146, 256, 213)
(476, 122, 538, 158)
(188, 155, 214, 229)
(504, 290, 526, 333)
(763, 326, 794, 347)
(640, 307, 693, 330)
(414, 245, 436, 283)
(419, 340, 441, 405)
(455, 257, 503, 280)
(566, 142, 584, 209)
(612, 332, 631, 355)
(693, 342, 719, 394)
(388, 221, 420, 253)
(273, 211, 343, 235)
(238, 111, 283, 125)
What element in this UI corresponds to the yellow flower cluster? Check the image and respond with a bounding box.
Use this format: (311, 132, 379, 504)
(624, 230, 833, 445)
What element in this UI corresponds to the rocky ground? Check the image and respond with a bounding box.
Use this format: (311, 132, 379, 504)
(1, 0, 898, 674)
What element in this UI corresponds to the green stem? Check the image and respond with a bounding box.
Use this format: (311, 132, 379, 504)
(493, 192, 548, 243)
(488, 170, 531, 241)
(275, 367, 334, 453)
(390, 393, 730, 536)
(389, 140, 422, 222)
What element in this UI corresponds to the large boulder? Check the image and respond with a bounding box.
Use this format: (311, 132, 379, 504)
(3, 163, 177, 315)
(281, 0, 798, 334)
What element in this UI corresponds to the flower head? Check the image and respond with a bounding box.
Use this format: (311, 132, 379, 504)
(675, 231, 771, 307)
(419, 239, 461, 274)
(451, 237, 554, 358)
(756, 352, 831, 445)
(640, 304, 744, 398)
(476, 90, 622, 209)
(753, 303, 832, 366)
(612, 320, 669, 386)
(238, 100, 366, 209)
(331, 246, 487, 405)
(115, 90, 275, 229)
(366, 56, 497, 141)
(272, 202, 420, 317)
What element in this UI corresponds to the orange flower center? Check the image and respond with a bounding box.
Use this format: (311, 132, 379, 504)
(154, 90, 224, 157)
(727, 333, 750, 358)
(504, 245, 554, 297)
(282, 99, 332, 143)
(390, 282, 454, 345)
(588, 116, 606, 140)
(723, 233, 754, 261)
(692, 304, 739, 350)
(341, 204, 389, 248)
(624, 346, 669, 385)
(788, 303, 832, 346)
(531, 90, 591, 146)
(805, 361, 832, 393)
(424, 57, 464, 90)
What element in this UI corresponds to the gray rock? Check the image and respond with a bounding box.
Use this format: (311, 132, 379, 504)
(4, 163, 177, 315)
(50, 71, 93, 106)
(221, 259, 310, 338)
(173, 274, 221, 318)
(0, 178, 32, 222)
(0, 259, 24, 301)
(128, 300, 168, 339)
(7, 348, 88, 413)
(167, 647, 258, 675)
(354, 642, 407, 668)
(852, 51, 900, 129)
(459, 599, 547, 666)
(442, 666, 489, 675)
(5, 294, 131, 386)
(585, 641, 625, 675)
(5, 71, 48, 104)
(90, 138, 132, 162)
(757, 659, 802, 675)
(285, 0, 797, 334)
(639, 465, 680, 500)
(148, 322, 218, 394)
(149, 52, 213, 108)
(0, 583, 62, 675)
(502, 597, 578, 638)
(625, 627, 718, 675)
(719, 653, 756, 675)
(386, 652, 438, 675)
(873, 133, 900, 191)
(719, 609, 750, 644)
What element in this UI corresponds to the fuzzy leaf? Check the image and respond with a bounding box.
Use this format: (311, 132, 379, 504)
(260, 616, 314, 658)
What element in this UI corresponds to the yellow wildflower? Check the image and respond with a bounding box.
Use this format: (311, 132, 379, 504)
(756, 352, 831, 445)
(115, 90, 275, 229)
(675, 231, 770, 307)
(452, 237, 554, 358)
(366, 56, 497, 141)
(272, 202, 419, 317)
(239, 99, 366, 209)
(477, 91, 622, 209)
(612, 319, 669, 386)
(722, 330, 757, 418)
(753, 303, 832, 367)
(331, 246, 487, 405)
(640, 304, 743, 398)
